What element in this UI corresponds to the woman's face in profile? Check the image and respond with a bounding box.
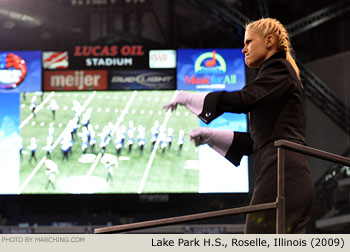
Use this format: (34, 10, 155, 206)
(242, 28, 269, 68)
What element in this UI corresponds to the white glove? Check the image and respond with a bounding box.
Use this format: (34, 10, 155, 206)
(189, 127, 213, 147)
(163, 91, 208, 116)
(190, 127, 234, 157)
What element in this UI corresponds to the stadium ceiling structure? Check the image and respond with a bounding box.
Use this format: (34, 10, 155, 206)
(0, 1, 348, 56)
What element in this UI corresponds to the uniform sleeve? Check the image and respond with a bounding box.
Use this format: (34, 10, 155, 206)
(225, 132, 254, 166)
(198, 59, 293, 124)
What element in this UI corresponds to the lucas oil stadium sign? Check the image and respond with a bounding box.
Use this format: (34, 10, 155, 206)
(109, 69, 175, 90)
(69, 44, 148, 69)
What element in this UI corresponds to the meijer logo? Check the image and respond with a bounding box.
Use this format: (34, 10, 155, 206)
(44, 70, 107, 91)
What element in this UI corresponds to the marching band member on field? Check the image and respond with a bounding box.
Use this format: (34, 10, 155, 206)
(114, 133, 124, 156)
(166, 127, 174, 149)
(49, 98, 59, 120)
(150, 120, 160, 150)
(105, 160, 114, 183)
(88, 124, 97, 153)
(177, 130, 185, 154)
(28, 137, 38, 163)
(159, 130, 168, 155)
(137, 125, 146, 155)
(99, 126, 111, 155)
(30, 95, 37, 118)
(127, 129, 135, 153)
(45, 129, 54, 159)
(81, 134, 89, 154)
(45, 159, 59, 190)
(61, 132, 72, 161)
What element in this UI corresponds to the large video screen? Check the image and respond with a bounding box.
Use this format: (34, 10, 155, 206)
(15, 90, 249, 194)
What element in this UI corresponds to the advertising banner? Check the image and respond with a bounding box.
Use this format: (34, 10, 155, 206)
(0, 51, 42, 92)
(69, 45, 148, 69)
(149, 49, 176, 68)
(177, 49, 245, 91)
(43, 70, 108, 91)
(43, 51, 69, 69)
(109, 69, 175, 90)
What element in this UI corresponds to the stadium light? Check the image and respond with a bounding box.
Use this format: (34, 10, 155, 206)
(0, 8, 42, 27)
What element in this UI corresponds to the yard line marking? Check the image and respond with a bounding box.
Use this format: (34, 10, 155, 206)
(18, 157, 47, 194)
(137, 91, 178, 194)
(111, 91, 138, 136)
(20, 92, 55, 129)
(52, 91, 97, 150)
(87, 153, 103, 176)
(19, 91, 97, 194)
(87, 91, 138, 176)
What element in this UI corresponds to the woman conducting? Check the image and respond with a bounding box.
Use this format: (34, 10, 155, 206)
(164, 18, 314, 233)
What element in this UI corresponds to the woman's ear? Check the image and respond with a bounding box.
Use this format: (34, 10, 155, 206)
(266, 34, 275, 49)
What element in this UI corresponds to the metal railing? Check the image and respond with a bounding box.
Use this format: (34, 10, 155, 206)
(94, 140, 350, 234)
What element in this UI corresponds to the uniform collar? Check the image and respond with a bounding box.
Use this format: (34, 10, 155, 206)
(259, 50, 286, 70)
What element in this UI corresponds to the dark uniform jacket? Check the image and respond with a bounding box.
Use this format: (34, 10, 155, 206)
(199, 50, 306, 165)
(198, 50, 314, 233)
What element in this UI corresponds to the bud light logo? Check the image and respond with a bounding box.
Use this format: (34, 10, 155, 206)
(110, 70, 175, 90)
(194, 51, 227, 74)
(0, 53, 27, 89)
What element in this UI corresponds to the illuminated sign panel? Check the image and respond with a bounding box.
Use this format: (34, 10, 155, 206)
(70, 45, 148, 69)
(109, 69, 175, 90)
(0, 51, 42, 92)
(177, 49, 245, 91)
(149, 50, 176, 68)
(44, 70, 108, 91)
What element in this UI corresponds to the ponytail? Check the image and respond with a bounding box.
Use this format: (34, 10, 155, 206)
(286, 51, 300, 79)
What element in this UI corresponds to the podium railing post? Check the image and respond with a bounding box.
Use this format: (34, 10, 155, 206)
(276, 146, 286, 234)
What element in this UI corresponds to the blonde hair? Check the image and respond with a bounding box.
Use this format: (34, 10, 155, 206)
(246, 18, 300, 80)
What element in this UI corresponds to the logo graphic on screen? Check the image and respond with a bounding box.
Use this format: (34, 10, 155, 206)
(43, 52, 69, 69)
(194, 51, 227, 74)
(44, 70, 108, 91)
(110, 70, 175, 90)
(149, 50, 176, 69)
(0, 53, 27, 89)
(177, 49, 245, 91)
(112, 72, 173, 87)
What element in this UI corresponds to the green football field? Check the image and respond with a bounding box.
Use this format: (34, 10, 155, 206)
(19, 91, 200, 194)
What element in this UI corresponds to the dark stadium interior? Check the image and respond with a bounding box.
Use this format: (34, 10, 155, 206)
(1, 0, 349, 61)
(0, 0, 349, 234)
